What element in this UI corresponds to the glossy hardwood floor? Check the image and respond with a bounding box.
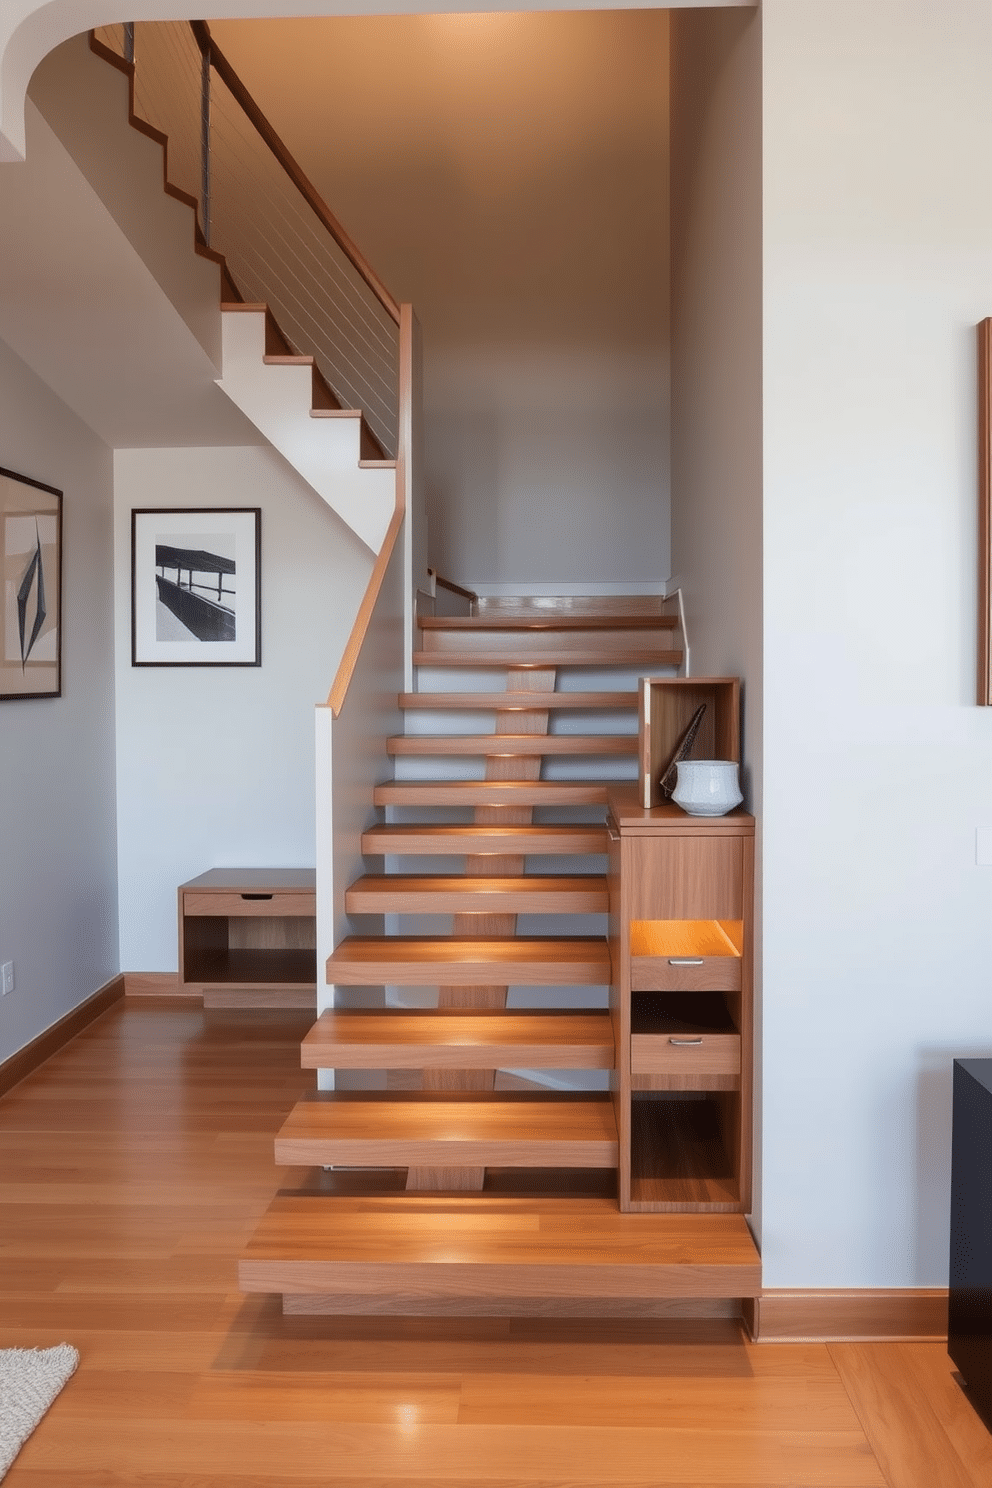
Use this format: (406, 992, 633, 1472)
(2, 998, 990, 1486)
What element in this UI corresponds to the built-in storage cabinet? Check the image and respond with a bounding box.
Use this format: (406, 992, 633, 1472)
(607, 786, 753, 1214)
(178, 868, 317, 1008)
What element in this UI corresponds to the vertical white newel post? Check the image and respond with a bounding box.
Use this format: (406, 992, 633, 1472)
(314, 703, 335, 1091)
(400, 305, 425, 694)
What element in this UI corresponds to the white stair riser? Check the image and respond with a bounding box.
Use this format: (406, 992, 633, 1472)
(217, 310, 394, 553)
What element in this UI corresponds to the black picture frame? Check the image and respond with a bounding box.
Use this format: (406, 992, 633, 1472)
(0, 464, 63, 701)
(131, 507, 261, 666)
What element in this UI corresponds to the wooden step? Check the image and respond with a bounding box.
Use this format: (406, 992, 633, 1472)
(373, 780, 614, 807)
(361, 823, 609, 856)
(326, 936, 611, 986)
(387, 734, 637, 756)
(399, 691, 638, 710)
(345, 875, 608, 914)
(301, 1010, 615, 1069)
(274, 1093, 618, 1168)
(239, 1194, 762, 1307)
(414, 649, 682, 669)
(420, 615, 679, 632)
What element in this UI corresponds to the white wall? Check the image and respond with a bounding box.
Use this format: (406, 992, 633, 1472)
(0, 336, 118, 1060)
(210, 12, 672, 591)
(762, 0, 992, 1286)
(669, 4, 764, 1226)
(113, 445, 372, 972)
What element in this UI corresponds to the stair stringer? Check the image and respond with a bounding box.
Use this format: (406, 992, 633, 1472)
(217, 307, 396, 554)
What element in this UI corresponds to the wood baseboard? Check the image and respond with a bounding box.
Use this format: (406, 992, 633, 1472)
(750, 1289, 948, 1342)
(123, 972, 192, 998)
(0, 974, 125, 1097)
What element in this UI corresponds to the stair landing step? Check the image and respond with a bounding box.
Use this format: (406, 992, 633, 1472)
(302, 1010, 615, 1069)
(414, 649, 682, 668)
(326, 935, 611, 986)
(361, 823, 609, 856)
(399, 692, 638, 710)
(345, 874, 607, 914)
(275, 1093, 618, 1168)
(421, 615, 678, 631)
(240, 1194, 761, 1303)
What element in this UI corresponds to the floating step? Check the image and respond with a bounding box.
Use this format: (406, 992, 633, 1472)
(345, 874, 608, 915)
(414, 649, 682, 669)
(361, 823, 609, 856)
(326, 935, 611, 986)
(387, 734, 637, 756)
(301, 1010, 615, 1069)
(420, 615, 679, 632)
(373, 779, 612, 807)
(399, 691, 638, 711)
(274, 1093, 619, 1168)
(239, 1194, 762, 1308)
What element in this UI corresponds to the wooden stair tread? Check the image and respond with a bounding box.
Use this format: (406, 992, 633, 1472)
(240, 1195, 761, 1299)
(387, 734, 636, 756)
(326, 936, 611, 985)
(420, 615, 678, 631)
(302, 1011, 615, 1069)
(345, 875, 607, 913)
(275, 1094, 618, 1167)
(399, 691, 638, 710)
(414, 649, 683, 668)
(361, 824, 609, 855)
(373, 780, 615, 806)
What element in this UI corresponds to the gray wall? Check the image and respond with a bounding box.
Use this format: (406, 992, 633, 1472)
(0, 337, 118, 1060)
(669, 5, 764, 1230)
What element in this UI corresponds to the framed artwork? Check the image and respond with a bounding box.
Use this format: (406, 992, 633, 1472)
(1, 466, 62, 701)
(131, 508, 260, 666)
(980, 320, 992, 705)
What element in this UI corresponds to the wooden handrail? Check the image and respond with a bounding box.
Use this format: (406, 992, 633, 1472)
(327, 304, 414, 715)
(327, 508, 403, 716)
(430, 570, 478, 604)
(189, 20, 401, 326)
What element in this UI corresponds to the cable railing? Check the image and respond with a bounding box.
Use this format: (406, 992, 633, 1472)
(92, 19, 400, 457)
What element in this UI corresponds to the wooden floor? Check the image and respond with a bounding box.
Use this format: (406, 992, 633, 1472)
(2, 998, 990, 1487)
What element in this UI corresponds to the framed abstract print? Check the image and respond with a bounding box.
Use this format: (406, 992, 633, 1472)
(1, 466, 62, 701)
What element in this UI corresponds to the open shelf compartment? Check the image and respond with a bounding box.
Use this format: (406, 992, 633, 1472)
(628, 1093, 740, 1212)
(639, 676, 741, 808)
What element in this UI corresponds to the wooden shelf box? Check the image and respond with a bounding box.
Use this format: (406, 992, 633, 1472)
(639, 676, 741, 808)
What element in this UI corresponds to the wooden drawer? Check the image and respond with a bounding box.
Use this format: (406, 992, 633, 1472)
(631, 955, 741, 991)
(183, 891, 316, 918)
(631, 1032, 741, 1077)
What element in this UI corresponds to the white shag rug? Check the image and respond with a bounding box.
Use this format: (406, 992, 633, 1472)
(0, 1345, 79, 1480)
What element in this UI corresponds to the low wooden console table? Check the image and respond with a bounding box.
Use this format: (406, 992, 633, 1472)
(178, 868, 317, 1009)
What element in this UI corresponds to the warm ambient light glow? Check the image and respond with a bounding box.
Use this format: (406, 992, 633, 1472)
(630, 920, 743, 959)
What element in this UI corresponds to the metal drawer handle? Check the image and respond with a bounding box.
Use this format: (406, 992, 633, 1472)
(669, 1037, 704, 1047)
(241, 893, 274, 901)
(668, 957, 703, 966)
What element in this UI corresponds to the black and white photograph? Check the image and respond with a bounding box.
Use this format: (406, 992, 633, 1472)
(1, 464, 62, 701)
(131, 508, 260, 666)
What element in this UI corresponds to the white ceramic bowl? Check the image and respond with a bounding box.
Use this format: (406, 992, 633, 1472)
(672, 759, 743, 817)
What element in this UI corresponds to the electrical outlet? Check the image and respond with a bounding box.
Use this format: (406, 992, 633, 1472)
(1, 962, 13, 996)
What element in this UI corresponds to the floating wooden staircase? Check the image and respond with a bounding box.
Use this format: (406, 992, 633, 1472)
(241, 599, 761, 1314)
